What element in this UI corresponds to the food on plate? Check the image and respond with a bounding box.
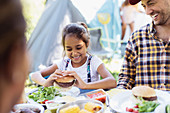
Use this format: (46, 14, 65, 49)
(45, 100, 66, 113)
(28, 86, 64, 104)
(55, 76, 75, 88)
(11, 104, 42, 113)
(58, 101, 103, 113)
(166, 104, 170, 113)
(84, 102, 102, 113)
(85, 89, 106, 103)
(79, 109, 91, 113)
(60, 105, 80, 113)
(95, 95, 106, 103)
(126, 99, 159, 112)
(12, 107, 41, 113)
(59, 96, 77, 103)
(132, 86, 157, 101)
(125, 86, 160, 112)
(46, 101, 65, 109)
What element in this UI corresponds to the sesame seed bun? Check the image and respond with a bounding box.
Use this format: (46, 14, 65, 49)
(132, 86, 157, 101)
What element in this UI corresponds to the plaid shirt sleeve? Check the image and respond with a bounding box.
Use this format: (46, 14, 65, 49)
(117, 32, 138, 89)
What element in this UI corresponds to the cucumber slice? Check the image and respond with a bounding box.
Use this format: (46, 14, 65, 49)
(166, 104, 170, 113)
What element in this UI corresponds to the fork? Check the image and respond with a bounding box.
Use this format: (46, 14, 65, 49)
(106, 95, 117, 113)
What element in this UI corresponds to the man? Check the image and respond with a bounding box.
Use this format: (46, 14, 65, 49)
(117, 0, 170, 90)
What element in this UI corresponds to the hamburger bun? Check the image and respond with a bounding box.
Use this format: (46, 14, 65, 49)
(55, 76, 75, 88)
(132, 86, 157, 101)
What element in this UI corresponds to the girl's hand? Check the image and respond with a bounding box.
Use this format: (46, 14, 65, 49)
(43, 70, 63, 87)
(53, 69, 63, 75)
(62, 70, 87, 89)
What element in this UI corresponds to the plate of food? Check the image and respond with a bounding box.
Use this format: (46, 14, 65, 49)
(82, 89, 107, 103)
(27, 86, 65, 105)
(110, 86, 170, 113)
(26, 86, 80, 105)
(56, 99, 104, 113)
(11, 103, 44, 113)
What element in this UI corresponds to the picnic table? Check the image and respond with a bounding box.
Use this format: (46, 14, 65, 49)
(24, 87, 170, 113)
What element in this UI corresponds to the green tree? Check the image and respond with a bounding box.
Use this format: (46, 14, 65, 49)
(21, 0, 46, 41)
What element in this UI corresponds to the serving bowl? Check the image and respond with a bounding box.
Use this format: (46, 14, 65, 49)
(11, 103, 44, 113)
(57, 99, 104, 113)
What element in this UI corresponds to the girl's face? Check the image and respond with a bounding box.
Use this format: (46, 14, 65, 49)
(64, 34, 88, 67)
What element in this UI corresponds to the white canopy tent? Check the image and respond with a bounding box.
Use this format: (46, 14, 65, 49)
(27, 0, 87, 72)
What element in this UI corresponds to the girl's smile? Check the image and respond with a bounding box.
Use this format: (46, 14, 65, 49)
(72, 55, 81, 61)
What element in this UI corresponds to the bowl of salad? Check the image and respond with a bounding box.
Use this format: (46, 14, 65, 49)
(27, 86, 66, 105)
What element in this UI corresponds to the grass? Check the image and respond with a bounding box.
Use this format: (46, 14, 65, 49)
(102, 57, 122, 81)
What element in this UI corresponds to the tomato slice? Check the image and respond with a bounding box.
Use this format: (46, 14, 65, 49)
(40, 99, 48, 104)
(95, 96, 106, 103)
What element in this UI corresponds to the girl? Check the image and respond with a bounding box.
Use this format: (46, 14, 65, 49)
(31, 22, 117, 90)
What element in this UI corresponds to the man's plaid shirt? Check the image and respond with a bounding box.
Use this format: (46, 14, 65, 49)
(117, 22, 170, 91)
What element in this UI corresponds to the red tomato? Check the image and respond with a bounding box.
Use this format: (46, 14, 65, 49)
(126, 107, 129, 111)
(133, 110, 139, 113)
(134, 105, 139, 108)
(128, 108, 134, 112)
(40, 99, 48, 104)
(87, 91, 105, 98)
(126, 107, 134, 112)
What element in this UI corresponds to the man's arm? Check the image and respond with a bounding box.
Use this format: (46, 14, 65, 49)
(117, 36, 137, 89)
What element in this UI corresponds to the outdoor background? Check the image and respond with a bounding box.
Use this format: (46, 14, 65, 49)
(21, 0, 151, 87)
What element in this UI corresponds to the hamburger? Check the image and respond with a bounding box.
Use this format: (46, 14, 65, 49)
(132, 86, 157, 101)
(55, 76, 75, 88)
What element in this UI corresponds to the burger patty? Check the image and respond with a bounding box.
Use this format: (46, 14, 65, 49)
(56, 80, 75, 88)
(134, 95, 157, 101)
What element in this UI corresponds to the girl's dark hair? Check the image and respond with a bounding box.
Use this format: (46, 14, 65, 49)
(62, 22, 90, 50)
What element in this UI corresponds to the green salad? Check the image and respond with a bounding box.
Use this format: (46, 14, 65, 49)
(28, 86, 65, 104)
(126, 97, 160, 113)
(136, 99, 159, 112)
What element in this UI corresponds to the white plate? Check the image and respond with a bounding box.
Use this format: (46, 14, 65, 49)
(67, 86, 80, 97)
(26, 86, 80, 105)
(154, 103, 170, 113)
(110, 90, 170, 112)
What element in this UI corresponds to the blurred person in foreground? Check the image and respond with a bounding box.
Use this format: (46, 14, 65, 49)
(0, 0, 29, 113)
(117, 0, 170, 90)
